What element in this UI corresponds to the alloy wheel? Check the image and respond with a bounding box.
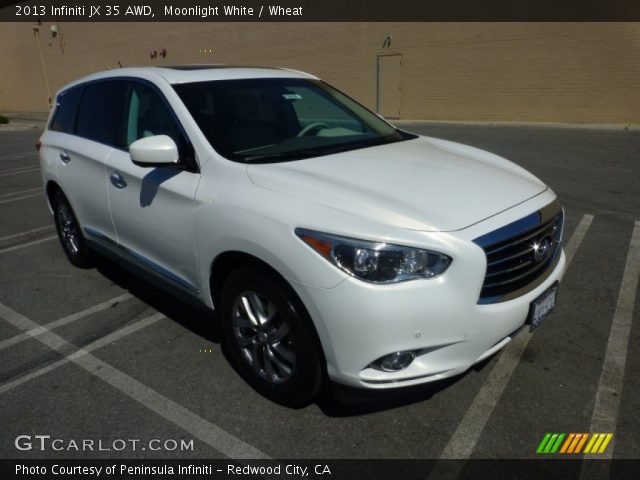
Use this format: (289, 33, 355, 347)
(56, 202, 80, 255)
(231, 290, 296, 384)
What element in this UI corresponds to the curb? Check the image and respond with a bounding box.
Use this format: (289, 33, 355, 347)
(393, 120, 640, 131)
(0, 123, 40, 132)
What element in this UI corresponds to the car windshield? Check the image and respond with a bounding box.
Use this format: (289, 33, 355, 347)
(173, 78, 414, 163)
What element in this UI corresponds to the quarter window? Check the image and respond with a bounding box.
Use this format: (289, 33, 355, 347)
(50, 86, 84, 134)
(75, 81, 127, 146)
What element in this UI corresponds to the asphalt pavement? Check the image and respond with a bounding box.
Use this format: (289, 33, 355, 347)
(0, 122, 638, 462)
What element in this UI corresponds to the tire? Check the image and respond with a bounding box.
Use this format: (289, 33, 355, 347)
(220, 268, 324, 407)
(52, 191, 95, 268)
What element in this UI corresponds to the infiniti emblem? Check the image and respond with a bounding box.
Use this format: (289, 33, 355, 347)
(532, 236, 553, 263)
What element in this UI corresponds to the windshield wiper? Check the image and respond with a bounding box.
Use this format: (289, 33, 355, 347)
(242, 149, 325, 163)
(242, 136, 402, 163)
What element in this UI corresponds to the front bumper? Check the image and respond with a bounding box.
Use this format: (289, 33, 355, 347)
(292, 248, 566, 389)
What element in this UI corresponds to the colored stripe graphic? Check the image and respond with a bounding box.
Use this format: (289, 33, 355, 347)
(584, 433, 614, 454)
(537, 433, 566, 454)
(567, 434, 580, 453)
(559, 433, 575, 453)
(543, 434, 559, 453)
(598, 433, 613, 453)
(584, 434, 599, 453)
(573, 433, 589, 454)
(550, 433, 565, 453)
(537, 433, 552, 453)
(537, 433, 612, 454)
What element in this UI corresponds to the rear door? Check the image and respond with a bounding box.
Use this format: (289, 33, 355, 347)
(106, 80, 201, 297)
(40, 86, 84, 196)
(44, 81, 126, 245)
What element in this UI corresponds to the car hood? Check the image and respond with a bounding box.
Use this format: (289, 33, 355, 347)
(246, 136, 547, 232)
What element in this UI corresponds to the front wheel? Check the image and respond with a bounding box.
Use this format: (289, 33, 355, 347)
(219, 268, 324, 407)
(52, 191, 94, 268)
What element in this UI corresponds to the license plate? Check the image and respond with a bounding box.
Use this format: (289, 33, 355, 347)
(528, 284, 558, 331)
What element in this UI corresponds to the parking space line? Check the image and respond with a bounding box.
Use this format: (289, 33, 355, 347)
(564, 215, 595, 265)
(0, 193, 42, 205)
(0, 165, 39, 174)
(0, 151, 32, 156)
(0, 226, 54, 243)
(0, 311, 164, 395)
(0, 151, 36, 161)
(583, 220, 640, 461)
(0, 187, 41, 199)
(0, 167, 40, 178)
(438, 214, 594, 460)
(0, 293, 133, 351)
(0, 235, 57, 254)
(0, 302, 270, 459)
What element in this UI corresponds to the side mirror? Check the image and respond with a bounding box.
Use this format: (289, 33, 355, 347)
(129, 135, 179, 168)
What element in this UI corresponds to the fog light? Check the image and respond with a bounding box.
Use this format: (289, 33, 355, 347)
(377, 351, 415, 372)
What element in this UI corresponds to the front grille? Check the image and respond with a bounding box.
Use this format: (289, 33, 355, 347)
(473, 201, 563, 304)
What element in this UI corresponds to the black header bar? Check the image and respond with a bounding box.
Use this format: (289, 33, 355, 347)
(1, 0, 639, 22)
(2, 459, 640, 480)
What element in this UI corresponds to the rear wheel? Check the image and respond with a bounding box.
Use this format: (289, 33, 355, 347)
(52, 191, 94, 268)
(220, 268, 323, 407)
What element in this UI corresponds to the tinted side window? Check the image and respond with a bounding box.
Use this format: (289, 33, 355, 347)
(125, 83, 186, 151)
(50, 87, 84, 134)
(124, 82, 195, 167)
(76, 81, 126, 146)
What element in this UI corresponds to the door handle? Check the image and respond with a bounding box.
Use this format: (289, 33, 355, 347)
(109, 172, 127, 189)
(59, 152, 71, 164)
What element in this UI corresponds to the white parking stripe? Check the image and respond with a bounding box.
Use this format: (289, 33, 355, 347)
(0, 293, 133, 351)
(0, 225, 54, 243)
(438, 213, 594, 460)
(0, 302, 270, 459)
(0, 311, 164, 395)
(0, 164, 39, 174)
(564, 215, 594, 265)
(0, 226, 53, 243)
(0, 235, 57, 254)
(0, 193, 42, 205)
(0, 151, 36, 160)
(584, 220, 640, 461)
(0, 187, 41, 199)
(0, 167, 39, 178)
(0, 151, 32, 156)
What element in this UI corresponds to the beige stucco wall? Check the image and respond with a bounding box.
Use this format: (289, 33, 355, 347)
(1, 22, 639, 123)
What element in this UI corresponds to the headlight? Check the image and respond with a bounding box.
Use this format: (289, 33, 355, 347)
(295, 228, 451, 284)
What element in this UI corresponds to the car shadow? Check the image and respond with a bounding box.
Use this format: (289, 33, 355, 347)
(95, 256, 222, 344)
(139, 167, 181, 207)
(94, 256, 498, 416)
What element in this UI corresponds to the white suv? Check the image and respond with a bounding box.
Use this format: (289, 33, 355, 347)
(39, 66, 565, 406)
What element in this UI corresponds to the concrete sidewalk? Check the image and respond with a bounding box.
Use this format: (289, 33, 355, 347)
(0, 112, 48, 131)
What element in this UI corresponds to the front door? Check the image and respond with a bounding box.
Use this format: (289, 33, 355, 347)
(107, 80, 201, 297)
